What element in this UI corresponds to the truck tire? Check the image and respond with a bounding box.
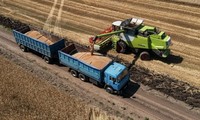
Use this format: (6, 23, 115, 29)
(106, 86, 114, 94)
(116, 41, 126, 53)
(70, 69, 78, 77)
(19, 44, 28, 52)
(44, 56, 52, 64)
(140, 51, 150, 60)
(78, 73, 88, 82)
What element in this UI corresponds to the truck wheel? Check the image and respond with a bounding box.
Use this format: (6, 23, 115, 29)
(140, 51, 150, 60)
(19, 44, 27, 52)
(106, 86, 114, 94)
(78, 73, 88, 82)
(116, 41, 126, 53)
(117, 90, 123, 96)
(70, 69, 78, 77)
(44, 56, 52, 64)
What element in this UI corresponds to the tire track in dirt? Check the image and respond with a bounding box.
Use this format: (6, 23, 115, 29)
(2, 1, 94, 34)
(4, 0, 108, 34)
(15, 0, 109, 29)
(40, 0, 121, 22)
(20, 0, 104, 33)
(53, 0, 64, 35)
(43, 0, 58, 32)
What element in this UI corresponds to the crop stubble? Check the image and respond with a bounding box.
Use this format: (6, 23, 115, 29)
(0, 0, 200, 106)
(0, 55, 89, 119)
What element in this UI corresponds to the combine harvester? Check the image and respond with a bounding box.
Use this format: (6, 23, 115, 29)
(89, 18, 172, 60)
(12, 26, 130, 94)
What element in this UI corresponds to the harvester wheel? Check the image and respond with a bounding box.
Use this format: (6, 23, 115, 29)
(106, 86, 114, 94)
(44, 56, 52, 64)
(70, 69, 78, 77)
(140, 51, 150, 60)
(78, 73, 88, 82)
(116, 41, 126, 53)
(19, 44, 28, 52)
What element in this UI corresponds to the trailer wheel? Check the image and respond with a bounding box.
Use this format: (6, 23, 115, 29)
(106, 86, 114, 94)
(116, 41, 126, 53)
(19, 44, 27, 52)
(44, 56, 52, 64)
(70, 69, 78, 77)
(140, 51, 150, 60)
(78, 73, 88, 82)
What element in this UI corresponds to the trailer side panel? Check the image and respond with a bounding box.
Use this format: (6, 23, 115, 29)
(58, 50, 103, 82)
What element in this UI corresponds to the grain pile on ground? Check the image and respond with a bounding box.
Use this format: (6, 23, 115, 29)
(0, 55, 88, 119)
(26, 30, 57, 45)
(73, 52, 112, 69)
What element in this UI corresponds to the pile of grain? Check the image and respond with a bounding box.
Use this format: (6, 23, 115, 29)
(26, 30, 56, 45)
(73, 52, 112, 69)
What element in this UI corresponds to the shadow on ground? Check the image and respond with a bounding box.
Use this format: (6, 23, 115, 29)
(150, 52, 183, 64)
(123, 81, 140, 98)
(159, 54, 183, 64)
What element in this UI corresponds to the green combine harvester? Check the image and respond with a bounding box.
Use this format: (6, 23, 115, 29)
(89, 18, 171, 60)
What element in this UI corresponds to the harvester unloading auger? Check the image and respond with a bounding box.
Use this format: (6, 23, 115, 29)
(89, 18, 172, 60)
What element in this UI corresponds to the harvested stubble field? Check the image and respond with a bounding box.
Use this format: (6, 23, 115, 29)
(0, 55, 89, 119)
(0, 15, 200, 109)
(0, 0, 200, 107)
(0, 0, 199, 89)
(0, 0, 200, 119)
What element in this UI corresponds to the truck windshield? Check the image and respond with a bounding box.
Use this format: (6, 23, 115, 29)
(117, 69, 128, 82)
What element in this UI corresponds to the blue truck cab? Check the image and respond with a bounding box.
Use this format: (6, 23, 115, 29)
(104, 62, 129, 93)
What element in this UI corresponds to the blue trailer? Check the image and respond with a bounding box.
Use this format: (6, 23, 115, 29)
(13, 26, 65, 63)
(58, 44, 130, 94)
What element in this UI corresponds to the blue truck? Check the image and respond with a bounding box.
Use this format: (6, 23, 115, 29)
(13, 26, 65, 63)
(58, 44, 130, 94)
(13, 27, 130, 94)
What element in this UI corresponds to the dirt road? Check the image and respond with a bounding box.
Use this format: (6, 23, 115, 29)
(0, 0, 199, 88)
(1, 27, 200, 119)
